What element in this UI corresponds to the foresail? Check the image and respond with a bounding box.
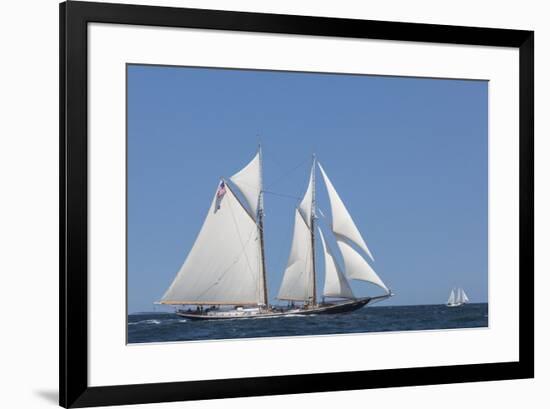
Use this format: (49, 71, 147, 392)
(337, 239, 389, 293)
(277, 209, 314, 301)
(161, 183, 262, 305)
(318, 228, 354, 299)
(462, 289, 469, 303)
(298, 163, 314, 227)
(229, 152, 262, 216)
(318, 162, 374, 261)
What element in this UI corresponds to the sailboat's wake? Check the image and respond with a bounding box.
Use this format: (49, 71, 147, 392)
(128, 319, 162, 325)
(129, 318, 188, 326)
(254, 313, 318, 319)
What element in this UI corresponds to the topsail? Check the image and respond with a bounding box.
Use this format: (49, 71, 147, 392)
(298, 165, 314, 227)
(230, 152, 262, 216)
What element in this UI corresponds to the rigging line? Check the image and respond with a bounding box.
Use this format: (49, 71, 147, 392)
(261, 147, 289, 180)
(228, 180, 302, 202)
(263, 190, 302, 201)
(264, 157, 310, 191)
(226, 194, 258, 285)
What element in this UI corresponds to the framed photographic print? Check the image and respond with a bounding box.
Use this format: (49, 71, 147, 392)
(60, 1, 534, 407)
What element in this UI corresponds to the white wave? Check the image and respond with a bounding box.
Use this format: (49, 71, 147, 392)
(129, 319, 162, 325)
(254, 315, 286, 320)
(282, 313, 316, 318)
(223, 313, 317, 320)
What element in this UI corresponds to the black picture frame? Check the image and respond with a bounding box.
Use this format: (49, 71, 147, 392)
(60, 1, 534, 407)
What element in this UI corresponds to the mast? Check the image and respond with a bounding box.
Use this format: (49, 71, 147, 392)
(258, 144, 269, 308)
(277, 155, 318, 304)
(310, 154, 317, 306)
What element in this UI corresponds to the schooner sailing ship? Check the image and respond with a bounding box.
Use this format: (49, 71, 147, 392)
(159, 148, 393, 320)
(446, 287, 469, 307)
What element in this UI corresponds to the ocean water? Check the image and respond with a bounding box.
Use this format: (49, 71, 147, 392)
(127, 303, 488, 344)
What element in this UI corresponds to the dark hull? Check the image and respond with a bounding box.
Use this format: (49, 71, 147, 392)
(176, 295, 391, 321)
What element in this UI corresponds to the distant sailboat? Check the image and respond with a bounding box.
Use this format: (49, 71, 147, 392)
(447, 287, 469, 307)
(158, 148, 393, 320)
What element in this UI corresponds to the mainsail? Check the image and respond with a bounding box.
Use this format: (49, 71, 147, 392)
(277, 209, 314, 301)
(318, 163, 374, 261)
(160, 182, 263, 305)
(318, 228, 354, 299)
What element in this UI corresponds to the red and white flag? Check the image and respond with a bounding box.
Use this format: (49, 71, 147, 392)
(217, 180, 227, 198)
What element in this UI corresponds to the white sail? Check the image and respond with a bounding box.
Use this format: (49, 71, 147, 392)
(230, 152, 261, 216)
(457, 288, 464, 304)
(298, 163, 314, 227)
(318, 228, 354, 299)
(277, 209, 314, 301)
(456, 288, 468, 304)
(447, 289, 456, 305)
(318, 163, 374, 261)
(337, 239, 389, 293)
(161, 182, 262, 305)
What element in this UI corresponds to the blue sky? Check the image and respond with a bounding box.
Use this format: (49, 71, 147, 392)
(127, 64, 488, 313)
